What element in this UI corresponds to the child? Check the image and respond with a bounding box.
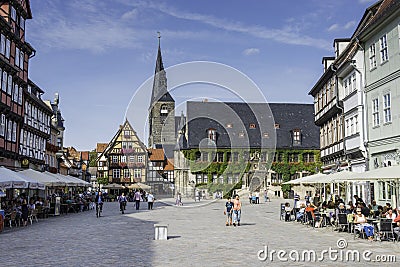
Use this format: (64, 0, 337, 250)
(225, 197, 234, 226)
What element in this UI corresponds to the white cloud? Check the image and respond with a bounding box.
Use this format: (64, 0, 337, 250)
(327, 24, 339, 32)
(344, 21, 356, 30)
(243, 48, 260, 56)
(124, 1, 332, 51)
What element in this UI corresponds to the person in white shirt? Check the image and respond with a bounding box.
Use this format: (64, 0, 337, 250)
(147, 192, 155, 210)
(386, 208, 397, 222)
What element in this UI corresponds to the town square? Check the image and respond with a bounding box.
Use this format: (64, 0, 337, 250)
(1, 0, 400, 266)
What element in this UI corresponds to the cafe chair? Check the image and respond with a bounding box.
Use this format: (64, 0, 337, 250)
(9, 211, 19, 228)
(29, 209, 39, 224)
(305, 211, 315, 228)
(334, 213, 349, 232)
(379, 219, 396, 242)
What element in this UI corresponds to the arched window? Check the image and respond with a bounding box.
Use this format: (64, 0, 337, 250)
(160, 105, 168, 115)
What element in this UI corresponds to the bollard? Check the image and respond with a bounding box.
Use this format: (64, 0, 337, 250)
(154, 224, 168, 240)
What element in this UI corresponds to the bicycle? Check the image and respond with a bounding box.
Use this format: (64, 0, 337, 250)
(96, 202, 103, 218)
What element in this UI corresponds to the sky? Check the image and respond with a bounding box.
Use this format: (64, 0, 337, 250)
(26, 0, 377, 151)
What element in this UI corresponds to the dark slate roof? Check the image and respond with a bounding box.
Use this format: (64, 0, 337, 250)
(185, 102, 319, 150)
(269, 103, 319, 149)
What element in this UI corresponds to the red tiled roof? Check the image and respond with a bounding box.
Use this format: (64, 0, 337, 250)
(164, 159, 174, 171)
(148, 148, 165, 161)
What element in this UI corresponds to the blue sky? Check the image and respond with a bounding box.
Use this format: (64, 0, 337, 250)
(27, 0, 376, 151)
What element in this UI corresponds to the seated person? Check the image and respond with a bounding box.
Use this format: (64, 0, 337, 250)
(375, 205, 384, 218)
(359, 203, 370, 218)
(284, 202, 292, 222)
(353, 208, 374, 241)
(394, 210, 400, 239)
(385, 208, 397, 222)
(296, 203, 306, 222)
(305, 203, 321, 227)
(371, 200, 378, 212)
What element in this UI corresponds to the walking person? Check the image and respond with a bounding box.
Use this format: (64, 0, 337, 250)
(176, 192, 183, 206)
(21, 198, 29, 226)
(225, 197, 234, 226)
(134, 190, 141, 210)
(294, 193, 300, 213)
(232, 195, 242, 226)
(118, 192, 127, 214)
(147, 192, 155, 210)
(263, 189, 268, 203)
(95, 191, 104, 217)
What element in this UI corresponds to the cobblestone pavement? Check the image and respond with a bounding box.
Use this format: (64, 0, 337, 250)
(0, 198, 399, 267)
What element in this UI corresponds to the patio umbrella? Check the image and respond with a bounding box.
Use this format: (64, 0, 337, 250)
(127, 183, 151, 190)
(102, 183, 125, 189)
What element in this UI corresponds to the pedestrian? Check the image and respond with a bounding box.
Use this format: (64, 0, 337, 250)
(134, 190, 141, 210)
(294, 193, 300, 212)
(21, 198, 29, 226)
(248, 192, 252, 204)
(147, 192, 155, 210)
(224, 196, 234, 226)
(195, 190, 200, 202)
(118, 192, 127, 214)
(255, 191, 259, 204)
(264, 189, 268, 203)
(232, 195, 242, 226)
(176, 192, 182, 206)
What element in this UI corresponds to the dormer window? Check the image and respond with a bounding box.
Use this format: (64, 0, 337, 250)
(226, 123, 233, 128)
(249, 123, 256, 129)
(263, 132, 269, 138)
(274, 124, 280, 129)
(160, 105, 168, 115)
(292, 129, 301, 145)
(208, 128, 216, 142)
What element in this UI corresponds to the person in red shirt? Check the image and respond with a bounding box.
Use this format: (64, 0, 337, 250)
(394, 208, 400, 239)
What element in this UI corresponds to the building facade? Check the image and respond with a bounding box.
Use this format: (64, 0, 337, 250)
(309, 0, 400, 205)
(361, 0, 400, 204)
(174, 101, 321, 198)
(0, 0, 34, 169)
(97, 120, 148, 186)
(20, 80, 52, 170)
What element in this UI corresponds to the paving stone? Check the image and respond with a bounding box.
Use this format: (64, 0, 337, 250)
(0, 199, 398, 266)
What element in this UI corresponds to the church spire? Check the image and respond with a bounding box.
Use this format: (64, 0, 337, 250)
(155, 31, 164, 74)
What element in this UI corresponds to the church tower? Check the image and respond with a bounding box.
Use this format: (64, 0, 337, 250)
(148, 34, 176, 150)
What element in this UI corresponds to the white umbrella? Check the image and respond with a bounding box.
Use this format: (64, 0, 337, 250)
(0, 166, 28, 189)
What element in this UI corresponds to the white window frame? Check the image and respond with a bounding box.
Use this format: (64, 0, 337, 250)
(7, 120, 12, 141)
(208, 128, 216, 141)
(112, 155, 118, 163)
(379, 34, 388, 63)
(113, 169, 120, 178)
(369, 43, 376, 70)
(137, 155, 143, 163)
(12, 121, 16, 142)
(0, 114, 5, 136)
(123, 169, 130, 178)
(5, 38, 10, 59)
(7, 74, 12, 95)
(372, 98, 379, 126)
(0, 34, 5, 55)
(383, 93, 391, 123)
(134, 169, 141, 178)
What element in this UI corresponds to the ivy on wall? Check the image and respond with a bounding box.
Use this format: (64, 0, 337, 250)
(181, 148, 322, 197)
